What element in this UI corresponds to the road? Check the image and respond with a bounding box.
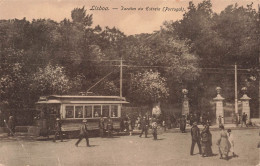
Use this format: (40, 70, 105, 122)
(0, 128, 259, 166)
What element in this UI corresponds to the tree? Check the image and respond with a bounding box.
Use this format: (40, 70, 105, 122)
(129, 71, 169, 105)
(30, 64, 72, 96)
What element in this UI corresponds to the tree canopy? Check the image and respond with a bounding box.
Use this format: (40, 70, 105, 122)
(0, 1, 259, 119)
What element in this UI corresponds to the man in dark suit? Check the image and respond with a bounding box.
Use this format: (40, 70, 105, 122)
(107, 117, 113, 137)
(53, 118, 63, 142)
(75, 119, 90, 147)
(139, 116, 149, 138)
(180, 115, 186, 133)
(190, 122, 202, 155)
(99, 116, 105, 137)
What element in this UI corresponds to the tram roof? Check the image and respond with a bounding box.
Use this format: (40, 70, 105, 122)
(37, 95, 129, 104)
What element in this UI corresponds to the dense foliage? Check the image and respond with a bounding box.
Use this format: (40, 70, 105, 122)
(0, 1, 259, 120)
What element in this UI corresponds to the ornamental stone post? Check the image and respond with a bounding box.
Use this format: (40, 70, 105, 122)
(182, 89, 190, 115)
(213, 87, 225, 125)
(240, 87, 251, 122)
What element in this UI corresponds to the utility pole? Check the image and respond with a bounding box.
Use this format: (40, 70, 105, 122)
(120, 57, 123, 98)
(235, 63, 238, 114)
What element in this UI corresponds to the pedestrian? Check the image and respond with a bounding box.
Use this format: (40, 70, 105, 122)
(200, 125, 212, 157)
(202, 113, 207, 126)
(218, 115, 222, 128)
(207, 112, 211, 126)
(180, 115, 186, 133)
(190, 122, 202, 156)
(151, 116, 158, 140)
(235, 113, 239, 127)
(241, 113, 248, 127)
(53, 118, 63, 142)
(124, 116, 129, 132)
(189, 114, 194, 126)
(75, 119, 90, 147)
(7, 115, 15, 136)
(128, 116, 133, 136)
(137, 116, 141, 130)
(0, 110, 3, 127)
(99, 116, 105, 137)
(162, 120, 166, 131)
(139, 116, 149, 138)
(216, 125, 231, 160)
(227, 129, 238, 158)
(107, 117, 113, 137)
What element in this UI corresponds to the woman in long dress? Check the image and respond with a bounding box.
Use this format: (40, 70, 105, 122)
(217, 125, 231, 160)
(201, 125, 212, 157)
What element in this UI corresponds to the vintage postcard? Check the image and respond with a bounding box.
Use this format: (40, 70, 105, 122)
(0, 0, 259, 165)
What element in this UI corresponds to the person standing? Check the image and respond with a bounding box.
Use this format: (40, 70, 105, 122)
(162, 120, 166, 131)
(107, 117, 113, 137)
(227, 129, 237, 157)
(216, 125, 231, 160)
(0, 110, 3, 127)
(180, 115, 186, 133)
(200, 125, 212, 157)
(190, 122, 202, 156)
(189, 114, 194, 126)
(242, 113, 248, 127)
(53, 118, 63, 142)
(151, 116, 158, 140)
(7, 115, 15, 136)
(139, 116, 149, 138)
(218, 115, 222, 128)
(75, 119, 90, 147)
(99, 116, 105, 138)
(128, 116, 134, 136)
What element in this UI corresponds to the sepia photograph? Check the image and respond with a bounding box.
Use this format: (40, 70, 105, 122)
(0, 0, 260, 165)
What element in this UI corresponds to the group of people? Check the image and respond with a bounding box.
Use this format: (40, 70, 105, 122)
(138, 115, 158, 140)
(52, 116, 115, 147)
(190, 122, 237, 160)
(98, 116, 114, 138)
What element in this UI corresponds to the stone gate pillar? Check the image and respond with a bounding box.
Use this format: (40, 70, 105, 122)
(182, 89, 189, 115)
(240, 87, 251, 122)
(213, 87, 225, 125)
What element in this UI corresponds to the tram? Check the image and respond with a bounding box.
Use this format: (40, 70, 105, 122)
(34, 95, 128, 137)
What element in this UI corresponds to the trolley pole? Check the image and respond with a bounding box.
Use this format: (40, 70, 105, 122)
(120, 57, 123, 98)
(235, 63, 238, 114)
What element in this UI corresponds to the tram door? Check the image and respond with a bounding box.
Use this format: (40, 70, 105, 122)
(47, 104, 60, 132)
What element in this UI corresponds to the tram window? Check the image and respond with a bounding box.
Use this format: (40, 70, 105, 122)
(75, 106, 83, 118)
(84, 106, 92, 118)
(94, 105, 101, 117)
(111, 105, 118, 117)
(65, 106, 74, 118)
(102, 105, 109, 117)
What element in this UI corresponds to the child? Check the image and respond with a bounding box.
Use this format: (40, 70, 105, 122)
(227, 129, 238, 157)
(162, 120, 166, 131)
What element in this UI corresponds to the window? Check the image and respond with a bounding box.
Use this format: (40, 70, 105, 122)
(65, 106, 74, 118)
(111, 105, 118, 117)
(102, 105, 109, 117)
(94, 105, 101, 117)
(84, 106, 92, 118)
(75, 106, 83, 118)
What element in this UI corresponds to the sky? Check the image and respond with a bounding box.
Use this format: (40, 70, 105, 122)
(0, 0, 259, 35)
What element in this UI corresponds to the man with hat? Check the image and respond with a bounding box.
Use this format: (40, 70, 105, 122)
(75, 119, 90, 147)
(190, 122, 202, 155)
(139, 116, 149, 138)
(53, 118, 63, 142)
